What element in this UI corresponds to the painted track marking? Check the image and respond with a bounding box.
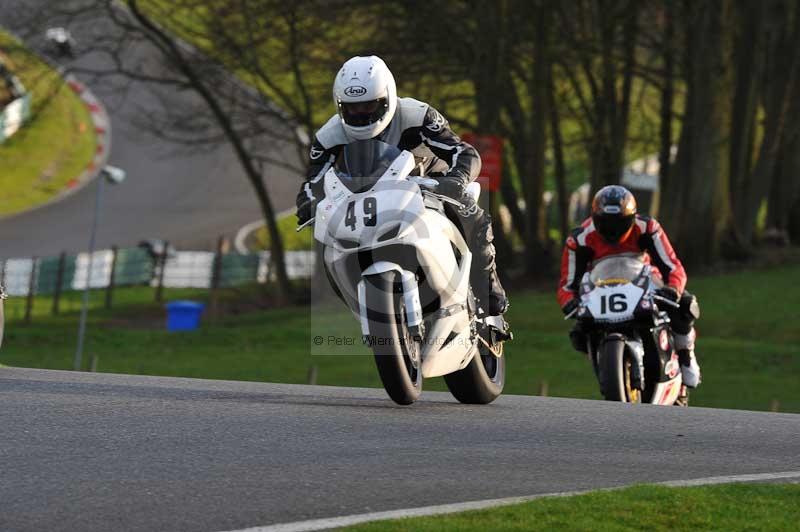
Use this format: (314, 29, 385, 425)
(219, 470, 800, 532)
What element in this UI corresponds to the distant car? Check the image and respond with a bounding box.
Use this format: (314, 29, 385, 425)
(45, 27, 76, 58)
(138, 239, 177, 260)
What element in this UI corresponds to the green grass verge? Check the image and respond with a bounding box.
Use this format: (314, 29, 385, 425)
(1, 263, 798, 413)
(340, 483, 800, 531)
(0, 32, 96, 217)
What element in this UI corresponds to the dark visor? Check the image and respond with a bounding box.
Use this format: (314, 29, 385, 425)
(593, 213, 635, 243)
(339, 98, 388, 127)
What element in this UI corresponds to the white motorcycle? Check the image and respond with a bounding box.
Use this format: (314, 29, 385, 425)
(299, 140, 510, 405)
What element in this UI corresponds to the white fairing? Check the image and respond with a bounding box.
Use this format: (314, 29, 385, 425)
(650, 375, 682, 405)
(315, 149, 477, 378)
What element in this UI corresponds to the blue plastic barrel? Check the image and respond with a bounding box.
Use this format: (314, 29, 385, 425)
(165, 301, 205, 332)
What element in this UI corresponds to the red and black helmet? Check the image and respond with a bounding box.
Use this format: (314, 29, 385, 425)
(591, 185, 637, 243)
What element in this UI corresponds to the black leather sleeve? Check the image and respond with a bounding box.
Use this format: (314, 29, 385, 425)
(416, 106, 481, 184)
(296, 137, 341, 209)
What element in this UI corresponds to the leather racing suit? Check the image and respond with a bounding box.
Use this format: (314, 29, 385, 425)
(557, 214, 701, 386)
(296, 97, 507, 314)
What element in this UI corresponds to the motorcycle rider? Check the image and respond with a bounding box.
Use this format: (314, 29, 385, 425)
(296, 55, 508, 317)
(557, 185, 702, 389)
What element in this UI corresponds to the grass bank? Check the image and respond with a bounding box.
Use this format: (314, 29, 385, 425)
(1, 263, 798, 413)
(341, 483, 800, 531)
(0, 31, 95, 217)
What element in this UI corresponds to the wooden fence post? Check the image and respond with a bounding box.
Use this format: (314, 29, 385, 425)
(105, 246, 118, 309)
(52, 252, 66, 315)
(24, 257, 37, 324)
(209, 236, 225, 317)
(155, 241, 169, 303)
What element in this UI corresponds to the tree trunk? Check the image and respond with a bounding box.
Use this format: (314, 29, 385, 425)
(471, 0, 514, 263)
(727, 0, 763, 219)
(660, 0, 733, 267)
(588, 0, 638, 194)
(767, 131, 800, 241)
(127, 0, 291, 303)
(658, 0, 675, 199)
(524, 4, 550, 273)
(548, 65, 569, 238)
(731, 0, 800, 245)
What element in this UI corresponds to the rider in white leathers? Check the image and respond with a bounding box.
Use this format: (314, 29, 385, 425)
(296, 56, 507, 316)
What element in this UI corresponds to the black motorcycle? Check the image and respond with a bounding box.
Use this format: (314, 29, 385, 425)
(566, 255, 687, 405)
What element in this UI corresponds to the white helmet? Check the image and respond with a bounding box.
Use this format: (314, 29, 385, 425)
(333, 55, 397, 140)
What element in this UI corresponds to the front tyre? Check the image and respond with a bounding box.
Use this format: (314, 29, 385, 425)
(365, 272, 422, 405)
(600, 338, 641, 403)
(444, 340, 505, 404)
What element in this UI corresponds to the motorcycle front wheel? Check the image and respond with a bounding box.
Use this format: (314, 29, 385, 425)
(600, 338, 641, 403)
(364, 272, 422, 405)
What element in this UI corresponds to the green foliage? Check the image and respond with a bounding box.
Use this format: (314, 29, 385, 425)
(0, 32, 96, 216)
(343, 483, 800, 532)
(253, 214, 314, 251)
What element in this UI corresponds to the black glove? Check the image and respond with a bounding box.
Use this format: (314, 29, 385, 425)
(435, 175, 466, 200)
(296, 199, 315, 226)
(562, 298, 580, 316)
(656, 286, 680, 303)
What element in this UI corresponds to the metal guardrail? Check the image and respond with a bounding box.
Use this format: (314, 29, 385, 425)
(0, 248, 315, 298)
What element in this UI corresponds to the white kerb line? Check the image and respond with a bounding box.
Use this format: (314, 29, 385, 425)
(219, 470, 800, 532)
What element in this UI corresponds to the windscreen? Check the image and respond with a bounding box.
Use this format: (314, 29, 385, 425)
(334, 140, 402, 192)
(589, 255, 646, 284)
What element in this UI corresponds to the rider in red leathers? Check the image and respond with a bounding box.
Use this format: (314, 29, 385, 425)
(557, 185, 702, 389)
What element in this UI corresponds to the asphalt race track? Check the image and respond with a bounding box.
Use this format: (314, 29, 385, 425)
(0, 2, 302, 258)
(1, 367, 799, 532)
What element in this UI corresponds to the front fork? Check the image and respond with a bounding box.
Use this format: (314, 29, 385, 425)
(627, 338, 646, 391)
(357, 266, 424, 341)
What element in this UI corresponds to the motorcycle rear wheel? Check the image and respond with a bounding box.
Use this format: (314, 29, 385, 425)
(444, 338, 505, 404)
(364, 272, 422, 405)
(600, 338, 641, 403)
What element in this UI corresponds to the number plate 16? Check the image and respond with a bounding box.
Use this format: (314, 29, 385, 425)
(585, 284, 644, 321)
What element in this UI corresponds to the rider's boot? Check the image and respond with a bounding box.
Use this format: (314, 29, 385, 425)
(464, 201, 508, 317)
(674, 385, 689, 407)
(674, 328, 701, 388)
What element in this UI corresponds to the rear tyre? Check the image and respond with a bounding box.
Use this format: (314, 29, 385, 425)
(365, 272, 422, 405)
(444, 339, 505, 404)
(600, 338, 641, 403)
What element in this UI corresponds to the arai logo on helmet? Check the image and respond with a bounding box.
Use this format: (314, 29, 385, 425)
(343, 86, 367, 97)
(603, 205, 622, 214)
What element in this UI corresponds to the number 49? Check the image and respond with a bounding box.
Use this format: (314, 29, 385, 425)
(345, 197, 377, 231)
